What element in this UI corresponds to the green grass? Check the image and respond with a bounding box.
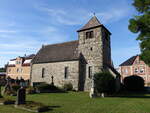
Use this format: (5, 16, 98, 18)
(0, 92, 150, 113)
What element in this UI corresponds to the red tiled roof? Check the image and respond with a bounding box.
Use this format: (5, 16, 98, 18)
(22, 63, 30, 66)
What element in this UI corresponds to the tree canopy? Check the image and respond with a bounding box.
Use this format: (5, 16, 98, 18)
(128, 0, 150, 65)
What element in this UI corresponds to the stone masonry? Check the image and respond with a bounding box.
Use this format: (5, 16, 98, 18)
(31, 61, 79, 90)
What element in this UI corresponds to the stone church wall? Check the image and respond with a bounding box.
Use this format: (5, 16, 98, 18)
(31, 60, 79, 90)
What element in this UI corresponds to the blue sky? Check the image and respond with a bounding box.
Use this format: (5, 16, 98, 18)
(0, 0, 140, 67)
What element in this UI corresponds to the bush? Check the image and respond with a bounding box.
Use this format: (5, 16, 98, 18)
(63, 83, 73, 91)
(11, 84, 21, 92)
(94, 71, 116, 94)
(26, 86, 36, 94)
(36, 83, 58, 93)
(123, 75, 144, 91)
(3, 90, 16, 96)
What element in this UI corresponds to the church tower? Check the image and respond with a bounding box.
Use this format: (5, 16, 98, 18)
(77, 16, 112, 91)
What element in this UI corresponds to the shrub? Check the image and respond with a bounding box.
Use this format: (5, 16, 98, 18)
(63, 83, 73, 91)
(11, 84, 20, 92)
(147, 82, 150, 86)
(26, 86, 36, 94)
(36, 83, 58, 93)
(94, 71, 116, 94)
(123, 75, 144, 91)
(3, 90, 16, 96)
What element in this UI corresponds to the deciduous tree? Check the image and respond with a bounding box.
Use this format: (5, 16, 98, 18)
(128, 0, 150, 65)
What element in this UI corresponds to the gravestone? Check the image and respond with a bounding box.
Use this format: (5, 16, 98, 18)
(2, 77, 12, 95)
(89, 72, 96, 98)
(15, 87, 26, 105)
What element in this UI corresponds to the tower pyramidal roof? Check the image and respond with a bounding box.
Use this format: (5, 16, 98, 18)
(77, 16, 102, 32)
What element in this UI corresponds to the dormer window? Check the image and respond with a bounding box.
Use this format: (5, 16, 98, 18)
(86, 31, 93, 39)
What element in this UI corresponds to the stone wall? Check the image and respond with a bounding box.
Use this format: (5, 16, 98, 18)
(101, 28, 111, 67)
(31, 60, 79, 90)
(78, 27, 104, 91)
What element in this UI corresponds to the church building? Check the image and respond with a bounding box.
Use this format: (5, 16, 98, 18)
(31, 16, 119, 91)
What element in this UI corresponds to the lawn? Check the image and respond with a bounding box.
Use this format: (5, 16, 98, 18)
(0, 92, 150, 113)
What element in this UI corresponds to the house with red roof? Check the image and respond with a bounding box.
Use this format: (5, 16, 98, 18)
(119, 55, 150, 86)
(6, 54, 35, 80)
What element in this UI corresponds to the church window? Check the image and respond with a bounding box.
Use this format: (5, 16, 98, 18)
(64, 67, 69, 79)
(90, 47, 93, 51)
(42, 68, 45, 78)
(86, 31, 94, 39)
(88, 66, 92, 78)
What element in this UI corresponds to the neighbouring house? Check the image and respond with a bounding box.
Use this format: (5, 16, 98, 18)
(6, 54, 35, 80)
(31, 16, 120, 91)
(119, 55, 150, 86)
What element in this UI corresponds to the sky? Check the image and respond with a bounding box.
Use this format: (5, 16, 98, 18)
(0, 0, 140, 68)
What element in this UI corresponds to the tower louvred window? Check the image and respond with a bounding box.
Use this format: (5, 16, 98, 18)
(86, 31, 94, 39)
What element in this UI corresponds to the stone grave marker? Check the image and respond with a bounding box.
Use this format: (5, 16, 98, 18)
(2, 77, 12, 95)
(15, 87, 26, 105)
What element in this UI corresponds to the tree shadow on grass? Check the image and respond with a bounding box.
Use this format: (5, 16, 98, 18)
(113, 95, 150, 99)
(46, 105, 61, 112)
(109, 91, 150, 99)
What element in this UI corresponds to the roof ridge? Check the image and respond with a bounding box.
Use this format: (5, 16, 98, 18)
(119, 55, 138, 66)
(44, 40, 78, 47)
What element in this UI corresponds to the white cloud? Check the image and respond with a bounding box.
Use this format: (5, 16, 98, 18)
(36, 6, 90, 25)
(0, 30, 18, 33)
(36, 3, 132, 26)
(0, 22, 16, 27)
(96, 7, 131, 24)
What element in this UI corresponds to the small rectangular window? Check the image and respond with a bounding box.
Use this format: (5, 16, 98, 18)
(88, 66, 92, 78)
(140, 68, 144, 73)
(9, 69, 11, 72)
(134, 68, 138, 73)
(86, 31, 93, 39)
(42, 68, 45, 78)
(17, 68, 19, 73)
(124, 69, 128, 74)
(64, 67, 69, 79)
